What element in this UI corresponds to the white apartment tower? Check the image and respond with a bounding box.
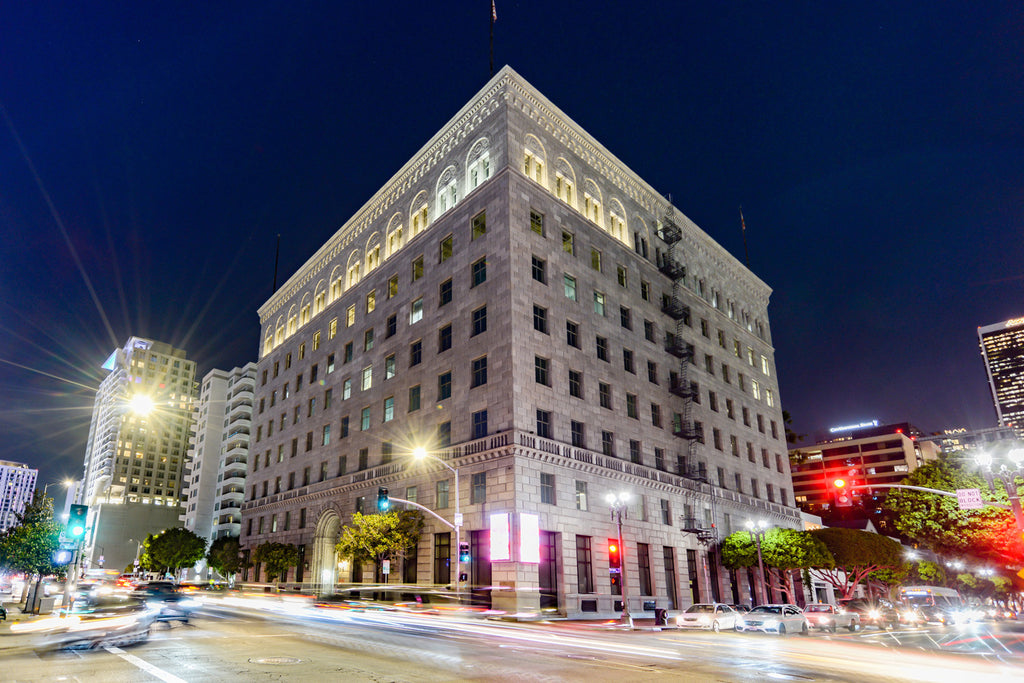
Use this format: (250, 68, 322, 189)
(979, 316, 1024, 434)
(0, 460, 38, 531)
(241, 67, 799, 617)
(183, 364, 257, 545)
(79, 337, 196, 573)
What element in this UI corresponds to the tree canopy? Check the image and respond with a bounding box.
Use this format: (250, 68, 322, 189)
(143, 527, 207, 574)
(0, 493, 64, 580)
(252, 542, 299, 583)
(336, 510, 423, 577)
(809, 527, 904, 599)
(721, 527, 832, 602)
(207, 536, 246, 579)
(881, 453, 1022, 564)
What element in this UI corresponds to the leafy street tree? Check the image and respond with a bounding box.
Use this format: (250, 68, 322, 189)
(252, 542, 299, 583)
(809, 527, 904, 599)
(721, 528, 833, 603)
(207, 536, 246, 581)
(0, 492, 64, 612)
(882, 454, 1022, 564)
(906, 560, 946, 586)
(336, 510, 424, 580)
(143, 527, 207, 576)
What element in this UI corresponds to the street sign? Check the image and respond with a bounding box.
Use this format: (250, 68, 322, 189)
(453, 512, 463, 527)
(382, 559, 391, 575)
(956, 488, 984, 510)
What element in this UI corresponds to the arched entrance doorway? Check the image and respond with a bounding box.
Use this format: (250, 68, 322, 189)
(311, 509, 342, 596)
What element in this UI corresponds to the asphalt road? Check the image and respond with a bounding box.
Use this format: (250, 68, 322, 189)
(3, 605, 1024, 682)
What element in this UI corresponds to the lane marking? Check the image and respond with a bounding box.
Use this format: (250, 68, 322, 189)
(104, 646, 188, 683)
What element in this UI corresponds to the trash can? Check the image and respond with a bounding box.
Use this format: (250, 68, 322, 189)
(654, 608, 668, 626)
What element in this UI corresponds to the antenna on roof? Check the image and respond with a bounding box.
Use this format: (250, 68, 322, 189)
(489, 1, 497, 77)
(272, 233, 281, 292)
(739, 207, 750, 268)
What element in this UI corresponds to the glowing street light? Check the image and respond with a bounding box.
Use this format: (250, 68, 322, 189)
(128, 393, 155, 415)
(974, 446, 1024, 554)
(606, 491, 631, 626)
(745, 519, 769, 605)
(412, 446, 463, 601)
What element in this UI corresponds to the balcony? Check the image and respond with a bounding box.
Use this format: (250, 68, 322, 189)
(664, 339, 692, 360)
(659, 218, 681, 245)
(658, 256, 685, 280)
(669, 378, 697, 399)
(673, 422, 703, 441)
(661, 297, 689, 320)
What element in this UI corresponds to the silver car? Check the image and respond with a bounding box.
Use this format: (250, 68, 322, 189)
(676, 602, 740, 632)
(736, 604, 808, 636)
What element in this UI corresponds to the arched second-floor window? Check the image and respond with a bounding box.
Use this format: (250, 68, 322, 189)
(553, 158, 576, 207)
(329, 266, 344, 302)
(467, 138, 491, 191)
(583, 179, 602, 227)
(436, 166, 459, 215)
(410, 191, 429, 239)
(314, 281, 327, 315)
(523, 134, 546, 186)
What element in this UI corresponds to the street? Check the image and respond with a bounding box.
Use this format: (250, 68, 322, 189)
(4, 604, 1024, 682)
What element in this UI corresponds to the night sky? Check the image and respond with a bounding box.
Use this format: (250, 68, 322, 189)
(3, 3, 1022, 489)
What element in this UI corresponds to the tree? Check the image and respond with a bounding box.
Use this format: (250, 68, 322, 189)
(782, 410, 805, 446)
(143, 527, 207, 576)
(906, 560, 946, 586)
(252, 542, 299, 583)
(0, 492, 64, 612)
(809, 527, 904, 599)
(721, 528, 833, 603)
(336, 510, 423, 579)
(207, 536, 245, 581)
(881, 453, 1022, 564)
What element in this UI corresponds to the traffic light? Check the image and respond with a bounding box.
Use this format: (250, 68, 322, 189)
(608, 539, 621, 571)
(459, 542, 471, 563)
(377, 487, 390, 512)
(833, 479, 853, 508)
(67, 504, 88, 539)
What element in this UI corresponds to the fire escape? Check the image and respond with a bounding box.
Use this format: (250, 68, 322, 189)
(659, 210, 717, 546)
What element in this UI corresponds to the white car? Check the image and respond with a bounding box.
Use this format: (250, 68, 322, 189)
(676, 603, 740, 632)
(803, 603, 860, 632)
(736, 604, 809, 636)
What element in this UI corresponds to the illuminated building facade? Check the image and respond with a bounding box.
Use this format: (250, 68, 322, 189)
(789, 422, 940, 511)
(979, 317, 1024, 434)
(78, 337, 196, 573)
(240, 67, 798, 617)
(0, 460, 38, 532)
(182, 364, 257, 551)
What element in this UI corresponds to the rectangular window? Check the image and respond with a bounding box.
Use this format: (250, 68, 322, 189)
(540, 473, 555, 505)
(530, 210, 544, 235)
(385, 354, 396, 380)
(438, 371, 452, 400)
(533, 305, 548, 334)
(620, 306, 631, 330)
(660, 499, 671, 525)
(655, 447, 666, 471)
(439, 235, 453, 263)
(601, 430, 614, 456)
(593, 291, 605, 316)
(471, 356, 488, 387)
(626, 393, 638, 419)
(596, 336, 608, 361)
(364, 328, 374, 352)
(617, 265, 628, 288)
(471, 472, 487, 504)
(568, 369, 583, 398)
(536, 409, 552, 438)
(438, 420, 451, 446)
(471, 211, 486, 239)
(623, 348, 635, 374)
(562, 231, 575, 255)
(629, 439, 641, 464)
(340, 416, 349, 438)
(359, 448, 368, 470)
(534, 356, 550, 386)
(576, 536, 594, 594)
(647, 360, 658, 384)
(410, 340, 422, 366)
(329, 318, 338, 339)
(590, 247, 601, 271)
(599, 382, 611, 409)
(383, 396, 394, 422)
(575, 480, 588, 511)
(346, 305, 356, 328)
(410, 297, 424, 324)
(563, 274, 577, 301)
(322, 424, 331, 446)
(386, 314, 397, 338)
(327, 354, 336, 374)
(472, 305, 487, 336)
(471, 257, 487, 287)
(566, 320, 580, 348)
(412, 255, 424, 281)
(343, 378, 352, 400)
(388, 274, 398, 299)
(471, 409, 488, 439)
(439, 278, 453, 307)
(360, 407, 370, 431)
(438, 324, 452, 352)
(408, 385, 420, 412)
(366, 290, 376, 314)
(651, 403, 662, 427)
(640, 280, 650, 301)
(313, 331, 321, 350)
(571, 420, 585, 447)
(532, 256, 547, 284)
(644, 319, 655, 342)
(338, 455, 347, 476)
(361, 365, 372, 390)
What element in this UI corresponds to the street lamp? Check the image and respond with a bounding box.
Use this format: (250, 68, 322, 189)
(975, 447, 1024, 552)
(745, 519, 769, 605)
(412, 446, 462, 602)
(42, 478, 74, 501)
(606, 492, 631, 626)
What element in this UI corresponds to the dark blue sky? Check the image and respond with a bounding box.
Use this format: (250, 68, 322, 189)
(2, 2, 1022, 487)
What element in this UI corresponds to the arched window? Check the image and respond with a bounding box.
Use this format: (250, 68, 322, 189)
(583, 179, 602, 227)
(523, 134, 546, 186)
(275, 317, 285, 345)
(608, 199, 627, 242)
(385, 213, 403, 258)
(366, 243, 381, 272)
(553, 158, 576, 207)
(436, 165, 459, 215)
(287, 305, 298, 336)
(329, 266, 344, 302)
(467, 138, 491, 191)
(263, 334, 273, 356)
(410, 191, 429, 238)
(314, 280, 327, 315)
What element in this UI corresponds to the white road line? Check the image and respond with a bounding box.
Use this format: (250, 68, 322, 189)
(104, 646, 188, 683)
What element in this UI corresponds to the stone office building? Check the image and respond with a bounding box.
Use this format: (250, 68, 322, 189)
(240, 66, 799, 617)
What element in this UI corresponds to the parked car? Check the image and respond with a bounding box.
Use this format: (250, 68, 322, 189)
(131, 582, 199, 623)
(676, 603, 741, 632)
(803, 603, 860, 632)
(729, 604, 752, 614)
(838, 598, 900, 629)
(736, 604, 808, 636)
(0, 603, 6, 621)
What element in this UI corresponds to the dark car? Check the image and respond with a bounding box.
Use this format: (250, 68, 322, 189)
(0, 603, 6, 621)
(131, 582, 199, 623)
(838, 598, 900, 629)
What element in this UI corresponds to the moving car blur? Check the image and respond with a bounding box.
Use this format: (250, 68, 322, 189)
(130, 581, 200, 623)
(838, 597, 900, 629)
(12, 595, 156, 650)
(676, 603, 741, 631)
(803, 603, 860, 632)
(735, 604, 809, 635)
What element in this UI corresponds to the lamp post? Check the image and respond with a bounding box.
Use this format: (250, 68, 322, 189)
(413, 446, 462, 602)
(745, 519, 768, 605)
(42, 478, 74, 502)
(975, 447, 1024, 550)
(606, 492, 631, 626)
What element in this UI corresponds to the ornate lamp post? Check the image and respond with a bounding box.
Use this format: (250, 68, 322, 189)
(606, 492, 631, 626)
(975, 447, 1024, 549)
(745, 519, 769, 605)
(413, 446, 462, 601)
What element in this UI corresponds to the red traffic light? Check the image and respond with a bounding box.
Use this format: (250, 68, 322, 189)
(833, 478, 846, 488)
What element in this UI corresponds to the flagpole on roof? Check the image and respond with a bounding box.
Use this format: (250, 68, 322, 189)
(740, 207, 750, 268)
(489, 1, 496, 77)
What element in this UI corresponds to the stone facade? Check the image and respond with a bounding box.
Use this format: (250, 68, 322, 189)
(240, 66, 799, 617)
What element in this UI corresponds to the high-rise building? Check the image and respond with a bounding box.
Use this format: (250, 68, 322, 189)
(183, 364, 256, 552)
(79, 337, 196, 574)
(979, 317, 1024, 433)
(0, 460, 38, 531)
(240, 67, 799, 616)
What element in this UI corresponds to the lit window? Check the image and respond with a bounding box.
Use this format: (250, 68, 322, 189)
(361, 366, 372, 390)
(410, 297, 424, 324)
